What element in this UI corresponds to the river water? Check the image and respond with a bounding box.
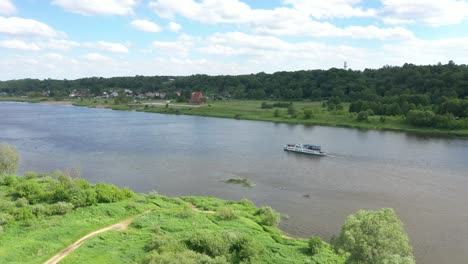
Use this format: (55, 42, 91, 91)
(1, 102, 467, 263)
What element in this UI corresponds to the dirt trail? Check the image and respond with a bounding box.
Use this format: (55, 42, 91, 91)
(43, 210, 151, 264)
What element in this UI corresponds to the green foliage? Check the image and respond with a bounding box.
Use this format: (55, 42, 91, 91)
(217, 207, 239, 220)
(406, 110, 435, 127)
(273, 108, 280, 117)
(304, 109, 314, 119)
(255, 206, 280, 226)
(356, 111, 369, 121)
(95, 183, 134, 203)
(334, 208, 414, 264)
(308, 236, 323, 255)
(186, 231, 230, 257)
(0, 143, 20, 174)
(48, 202, 74, 215)
(288, 105, 297, 116)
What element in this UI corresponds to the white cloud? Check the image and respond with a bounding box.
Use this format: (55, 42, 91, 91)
(0, 0, 15, 15)
(148, 0, 413, 40)
(129, 19, 162, 32)
(84, 41, 129, 53)
(0, 40, 41, 51)
(168, 21, 181, 32)
(0, 16, 62, 38)
(381, 0, 468, 26)
(83, 52, 113, 61)
(284, 0, 375, 19)
(52, 0, 137, 16)
(151, 34, 195, 57)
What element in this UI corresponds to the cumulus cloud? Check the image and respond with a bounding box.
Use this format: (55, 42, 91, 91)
(0, 0, 15, 15)
(83, 41, 129, 53)
(83, 52, 113, 61)
(129, 19, 162, 32)
(52, 0, 137, 16)
(168, 21, 182, 32)
(148, 0, 412, 40)
(381, 0, 468, 26)
(151, 34, 195, 57)
(284, 0, 375, 19)
(0, 16, 62, 38)
(0, 40, 41, 51)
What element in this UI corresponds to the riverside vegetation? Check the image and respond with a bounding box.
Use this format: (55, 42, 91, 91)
(1, 62, 468, 136)
(0, 143, 415, 263)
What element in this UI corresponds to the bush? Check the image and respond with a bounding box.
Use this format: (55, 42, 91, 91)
(16, 181, 44, 204)
(48, 202, 74, 215)
(0, 212, 14, 226)
(273, 109, 280, 117)
(406, 110, 435, 127)
(356, 111, 369, 121)
(95, 183, 133, 203)
(186, 231, 229, 257)
(334, 208, 414, 264)
(0, 143, 20, 174)
(304, 109, 313, 119)
(228, 234, 263, 263)
(288, 105, 297, 116)
(255, 206, 280, 226)
(217, 207, 239, 220)
(0, 175, 18, 186)
(308, 236, 322, 255)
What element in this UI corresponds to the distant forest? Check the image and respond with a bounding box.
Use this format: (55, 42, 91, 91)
(1, 62, 468, 128)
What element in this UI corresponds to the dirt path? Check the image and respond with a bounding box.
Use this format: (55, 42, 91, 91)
(43, 210, 151, 264)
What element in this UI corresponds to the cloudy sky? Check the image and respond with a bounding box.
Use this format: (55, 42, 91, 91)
(1, 0, 468, 80)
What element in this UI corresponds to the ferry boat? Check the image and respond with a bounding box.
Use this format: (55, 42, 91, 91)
(283, 144, 326, 156)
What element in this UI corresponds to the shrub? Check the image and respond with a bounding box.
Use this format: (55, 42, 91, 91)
(0, 143, 20, 174)
(48, 202, 74, 215)
(0, 175, 18, 186)
(12, 206, 34, 221)
(95, 183, 133, 203)
(0, 212, 14, 226)
(175, 207, 194, 218)
(288, 105, 297, 116)
(217, 207, 239, 220)
(273, 109, 280, 117)
(406, 110, 435, 127)
(304, 109, 313, 119)
(186, 231, 229, 257)
(308, 236, 323, 255)
(255, 206, 280, 226)
(15, 197, 29, 207)
(24, 171, 37, 179)
(334, 208, 414, 264)
(380, 116, 386, 123)
(234, 114, 241, 119)
(356, 111, 369, 121)
(229, 234, 263, 263)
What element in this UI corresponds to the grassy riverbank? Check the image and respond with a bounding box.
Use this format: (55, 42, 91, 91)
(2, 97, 466, 136)
(0, 173, 347, 263)
(81, 99, 468, 137)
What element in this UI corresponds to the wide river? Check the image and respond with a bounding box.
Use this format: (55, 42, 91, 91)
(1, 102, 467, 263)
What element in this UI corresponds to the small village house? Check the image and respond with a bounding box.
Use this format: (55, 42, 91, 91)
(190, 91, 206, 105)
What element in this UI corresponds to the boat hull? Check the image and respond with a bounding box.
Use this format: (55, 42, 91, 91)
(283, 146, 326, 156)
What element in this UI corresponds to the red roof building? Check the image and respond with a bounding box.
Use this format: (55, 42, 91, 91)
(190, 91, 206, 105)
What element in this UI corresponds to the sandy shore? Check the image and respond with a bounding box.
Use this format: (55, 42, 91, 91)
(39, 101, 74, 105)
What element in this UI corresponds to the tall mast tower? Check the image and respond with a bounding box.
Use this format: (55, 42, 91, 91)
(344, 61, 348, 70)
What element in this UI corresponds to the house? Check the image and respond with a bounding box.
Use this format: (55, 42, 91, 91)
(190, 91, 206, 105)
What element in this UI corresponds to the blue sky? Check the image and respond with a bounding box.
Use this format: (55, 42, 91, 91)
(1, 0, 468, 80)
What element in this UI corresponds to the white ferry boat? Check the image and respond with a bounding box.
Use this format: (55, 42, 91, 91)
(283, 144, 326, 156)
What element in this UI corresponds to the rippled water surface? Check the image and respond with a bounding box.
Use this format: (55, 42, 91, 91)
(1, 102, 468, 263)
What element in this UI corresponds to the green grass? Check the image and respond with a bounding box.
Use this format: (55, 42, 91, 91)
(0, 175, 347, 264)
(74, 99, 468, 137)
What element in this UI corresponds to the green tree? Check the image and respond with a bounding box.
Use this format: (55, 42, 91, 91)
(0, 143, 19, 174)
(335, 208, 414, 264)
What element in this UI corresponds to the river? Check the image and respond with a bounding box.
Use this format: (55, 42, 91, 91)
(1, 102, 467, 263)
